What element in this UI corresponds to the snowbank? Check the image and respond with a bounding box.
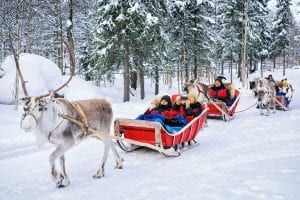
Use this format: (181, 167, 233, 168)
(0, 54, 63, 104)
(0, 54, 138, 105)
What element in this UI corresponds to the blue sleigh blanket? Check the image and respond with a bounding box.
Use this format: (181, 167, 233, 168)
(136, 114, 188, 134)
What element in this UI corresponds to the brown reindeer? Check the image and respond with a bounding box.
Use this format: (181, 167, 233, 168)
(17, 40, 123, 187)
(183, 79, 209, 103)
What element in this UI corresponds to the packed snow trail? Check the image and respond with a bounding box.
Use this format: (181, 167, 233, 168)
(0, 69, 299, 200)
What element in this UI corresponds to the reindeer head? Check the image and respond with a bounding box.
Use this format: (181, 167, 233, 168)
(183, 79, 195, 93)
(257, 89, 266, 102)
(20, 96, 50, 132)
(16, 39, 75, 132)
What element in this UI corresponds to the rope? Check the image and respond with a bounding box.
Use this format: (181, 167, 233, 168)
(235, 102, 257, 113)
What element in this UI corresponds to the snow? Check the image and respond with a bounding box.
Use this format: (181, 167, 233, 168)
(0, 55, 300, 199)
(66, 19, 72, 28)
(0, 54, 63, 104)
(268, 0, 300, 24)
(146, 13, 159, 25)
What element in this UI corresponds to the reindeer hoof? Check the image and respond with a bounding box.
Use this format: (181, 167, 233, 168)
(55, 174, 70, 188)
(115, 159, 124, 169)
(57, 183, 65, 188)
(93, 174, 104, 179)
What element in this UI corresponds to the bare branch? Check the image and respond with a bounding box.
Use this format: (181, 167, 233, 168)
(39, 38, 75, 98)
(8, 30, 29, 96)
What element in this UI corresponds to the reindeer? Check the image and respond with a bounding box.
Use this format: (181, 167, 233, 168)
(183, 79, 209, 103)
(256, 78, 276, 116)
(17, 40, 123, 188)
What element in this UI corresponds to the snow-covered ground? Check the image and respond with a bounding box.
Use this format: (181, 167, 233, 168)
(0, 64, 299, 199)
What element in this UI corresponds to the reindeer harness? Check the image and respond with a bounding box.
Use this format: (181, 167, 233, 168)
(48, 100, 90, 142)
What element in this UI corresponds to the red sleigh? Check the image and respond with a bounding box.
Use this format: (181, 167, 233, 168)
(207, 89, 241, 121)
(114, 102, 208, 156)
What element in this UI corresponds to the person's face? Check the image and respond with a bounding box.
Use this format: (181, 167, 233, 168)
(188, 95, 195, 103)
(214, 80, 221, 87)
(160, 99, 168, 106)
(187, 85, 193, 92)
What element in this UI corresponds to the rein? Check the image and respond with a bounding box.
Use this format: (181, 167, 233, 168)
(235, 102, 257, 113)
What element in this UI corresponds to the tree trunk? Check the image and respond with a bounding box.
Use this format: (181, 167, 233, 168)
(14, 0, 20, 110)
(221, 60, 224, 75)
(230, 58, 233, 83)
(123, 41, 130, 102)
(139, 58, 145, 100)
(130, 70, 137, 90)
(260, 58, 263, 77)
(273, 57, 276, 71)
(193, 54, 197, 80)
(283, 51, 286, 76)
(241, 0, 248, 87)
(154, 65, 159, 95)
(183, 41, 189, 81)
(56, 0, 64, 74)
(67, 0, 74, 74)
(0, 0, 5, 62)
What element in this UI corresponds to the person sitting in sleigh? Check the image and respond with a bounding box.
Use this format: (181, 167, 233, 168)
(136, 95, 188, 133)
(173, 92, 202, 123)
(208, 76, 236, 107)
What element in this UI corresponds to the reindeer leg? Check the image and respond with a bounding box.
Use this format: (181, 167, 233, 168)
(49, 142, 73, 188)
(108, 139, 123, 169)
(259, 103, 264, 115)
(265, 103, 270, 116)
(59, 155, 70, 187)
(93, 139, 110, 179)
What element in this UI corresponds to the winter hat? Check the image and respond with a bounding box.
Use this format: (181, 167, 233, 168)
(215, 75, 226, 83)
(282, 79, 288, 86)
(160, 95, 172, 106)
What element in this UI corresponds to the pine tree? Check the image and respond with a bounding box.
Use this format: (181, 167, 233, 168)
(271, 0, 294, 75)
(83, 0, 161, 102)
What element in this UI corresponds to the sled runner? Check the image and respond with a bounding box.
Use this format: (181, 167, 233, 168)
(207, 89, 241, 121)
(114, 104, 208, 157)
(274, 96, 290, 111)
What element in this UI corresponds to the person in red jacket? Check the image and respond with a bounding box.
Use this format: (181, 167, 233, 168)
(173, 92, 202, 122)
(208, 76, 231, 105)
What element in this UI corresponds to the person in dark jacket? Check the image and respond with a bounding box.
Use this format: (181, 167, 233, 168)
(208, 76, 234, 106)
(137, 95, 187, 133)
(145, 95, 172, 115)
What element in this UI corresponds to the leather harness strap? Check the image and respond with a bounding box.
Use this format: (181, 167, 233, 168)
(58, 102, 90, 135)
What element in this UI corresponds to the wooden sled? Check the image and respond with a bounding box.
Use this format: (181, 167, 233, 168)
(114, 106, 208, 157)
(207, 89, 241, 121)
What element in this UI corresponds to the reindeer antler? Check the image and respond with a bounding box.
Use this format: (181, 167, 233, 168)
(8, 32, 29, 96)
(38, 38, 75, 98)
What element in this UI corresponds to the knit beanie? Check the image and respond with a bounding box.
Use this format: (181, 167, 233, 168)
(215, 75, 226, 83)
(160, 95, 172, 106)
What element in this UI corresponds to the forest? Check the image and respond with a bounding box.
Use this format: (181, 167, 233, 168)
(1, 0, 299, 102)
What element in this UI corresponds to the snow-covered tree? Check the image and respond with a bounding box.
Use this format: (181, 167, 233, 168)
(165, 0, 216, 82)
(271, 0, 294, 75)
(83, 0, 161, 102)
